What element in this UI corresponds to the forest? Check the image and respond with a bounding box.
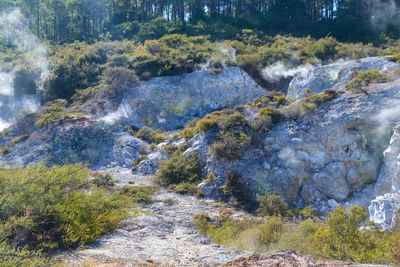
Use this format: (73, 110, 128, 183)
(0, 0, 400, 44)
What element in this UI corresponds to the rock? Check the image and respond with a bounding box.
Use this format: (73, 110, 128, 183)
(0, 120, 148, 169)
(287, 57, 400, 99)
(313, 162, 349, 201)
(101, 67, 267, 130)
(369, 193, 400, 230)
(184, 57, 400, 210)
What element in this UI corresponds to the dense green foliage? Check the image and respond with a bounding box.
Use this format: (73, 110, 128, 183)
(117, 185, 159, 204)
(2, 0, 400, 44)
(134, 126, 166, 144)
(156, 148, 203, 186)
(194, 205, 395, 264)
(0, 242, 52, 266)
(0, 164, 130, 251)
(345, 68, 389, 92)
(34, 100, 83, 129)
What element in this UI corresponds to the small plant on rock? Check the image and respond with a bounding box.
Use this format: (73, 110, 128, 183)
(345, 68, 388, 93)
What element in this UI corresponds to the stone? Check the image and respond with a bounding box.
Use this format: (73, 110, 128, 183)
(101, 67, 267, 130)
(287, 57, 400, 99)
(369, 193, 400, 230)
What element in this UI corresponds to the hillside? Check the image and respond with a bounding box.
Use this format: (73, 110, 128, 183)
(1, 2, 400, 266)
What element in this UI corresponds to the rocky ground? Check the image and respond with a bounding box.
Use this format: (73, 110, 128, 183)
(56, 167, 251, 266)
(219, 251, 388, 267)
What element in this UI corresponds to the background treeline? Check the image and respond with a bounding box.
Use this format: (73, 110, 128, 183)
(1, 0, 400, 44)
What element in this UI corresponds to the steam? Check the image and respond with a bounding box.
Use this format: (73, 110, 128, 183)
(261, 61, 314, 82)
(200, 45, 236, 70)
(0, 72, 13, 96)
(373, 99, 400, 136)
(0, 8, 49, 131)
(101, 104, 132, 124)
(371, 0, 400, 33)
(0, 9, 49, 80)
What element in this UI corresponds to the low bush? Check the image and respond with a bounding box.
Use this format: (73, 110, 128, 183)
(196, 117, 217, 132)
(11, 134, 30, 146)
(312, 206, 388, 263)
(92, 172, 115, 188)
(134, 126, 165, 144)
(0, 164, 130, 251)
(170, 182, 199, 195)
(194, 206, 392, 264)
(0, 242, 52, 266)
(258, 107, 284, 124)
(102, 66, 139, 99)
(209, 131, 251, 160)
(131, 154, 148, 166)
(156, 148, 203, 185)
(35, 100, 83, 129)
(387, 53, 400, 63)
(13, 65, 40, 96)
(209, 114, 251, 160)
(345, 68, 388, 92)
(0, 146, 11, 155)
(257, 194, 288, 217)
(117, 185, 159, 204)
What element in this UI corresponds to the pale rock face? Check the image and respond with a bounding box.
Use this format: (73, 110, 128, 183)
(104, 67, 267, 130)
(369, 193, 400, 230)
(313, 162, 349, 201)
(287, 57, 400, 99)
(186, 57, 400, 218)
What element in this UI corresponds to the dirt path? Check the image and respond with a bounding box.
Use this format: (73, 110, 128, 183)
(56, 167, 250, 266)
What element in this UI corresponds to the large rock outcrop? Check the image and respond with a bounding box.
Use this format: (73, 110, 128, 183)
(101, 67, 267, 130)
(287, 57, 400, 99)
(190, 57, 400, 216)
(0, 67, 266, 169)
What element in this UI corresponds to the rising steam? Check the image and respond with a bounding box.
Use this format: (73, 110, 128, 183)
(0, 8, 49, 131)
(371, 0, 400, 33)
(261, 61, 314, 82)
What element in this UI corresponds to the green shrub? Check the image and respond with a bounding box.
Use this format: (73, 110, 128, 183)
(0, 242, 52, 266)
(257, 194, 288, 217)
(205, 172, 217, 185)
(11, 134, 30, 146)
(181, 126, 196, 140)
(303, 93, 335, 106)
(345, 68, 388, 92)
(299, 206, 316, 219)
(221, 113, 250, 132)
(196, 117, 217, 132)
(92, 172, 115, 188)
(102, 66, 138, 98)
(35, 100, 83, 129)
(209, 113, 251, 160)
(170, 182, 199, 195)
(258, 107, 284, 124)
(13, 65, 40, 96)
(0, 146, 11, 155)
(131, 154, 148, 166)
(387, 53, 400, 63)
(44, 45, 105, 100)
(134, 126, 165, 144)
(312, 206, 386, 263)
(221, 171, 242, 198)
(209, 131, 251, 160)
(256, 217, 284, 245)
(193, 213, 211, 235)
(0, 164, 130, 251)
(117, 185, 158, 204)
(156, 149, 203, 185)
